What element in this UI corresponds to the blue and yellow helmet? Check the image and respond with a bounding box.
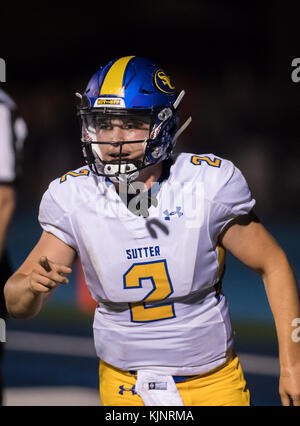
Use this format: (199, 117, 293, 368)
(77, 56, 191, 181)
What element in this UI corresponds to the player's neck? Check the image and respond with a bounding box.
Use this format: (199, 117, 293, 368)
(114, 162, 163, 193)
(138, 163, 163, 190)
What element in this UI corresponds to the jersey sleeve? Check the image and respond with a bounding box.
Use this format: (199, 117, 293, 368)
(209, 160, 256, 242)
(38, 185, 78, 251)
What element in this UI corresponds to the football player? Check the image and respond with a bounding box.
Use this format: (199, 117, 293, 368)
(4, 56, 300, 406)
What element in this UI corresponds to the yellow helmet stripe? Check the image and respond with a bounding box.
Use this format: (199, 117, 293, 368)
(100, 56, 135, 97)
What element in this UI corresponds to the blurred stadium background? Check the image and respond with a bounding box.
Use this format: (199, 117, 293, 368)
(1, 1, 300, 405)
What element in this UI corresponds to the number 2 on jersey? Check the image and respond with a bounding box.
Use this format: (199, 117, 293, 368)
(123, 260, 175, 323)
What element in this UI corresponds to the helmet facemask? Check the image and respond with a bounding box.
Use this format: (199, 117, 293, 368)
(79, 104, 180, 183)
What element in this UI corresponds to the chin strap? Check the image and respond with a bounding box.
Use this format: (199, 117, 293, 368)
(173, 90, 185, 109)
(172, 90, 192, 143)
(173, 116, 192, 143)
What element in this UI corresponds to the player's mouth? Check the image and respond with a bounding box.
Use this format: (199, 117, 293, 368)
(108, 152, 130, 157)
(106, 152, 131, 161)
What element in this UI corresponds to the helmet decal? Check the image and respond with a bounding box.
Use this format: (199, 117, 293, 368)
(153, 69, 176, 94)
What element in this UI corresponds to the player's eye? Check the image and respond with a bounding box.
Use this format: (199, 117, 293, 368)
(123, 119, 149, 130)
(96, 120, 111, 130)
(124, 121, 137, 129)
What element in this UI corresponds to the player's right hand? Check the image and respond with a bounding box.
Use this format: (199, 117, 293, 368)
(27, 256, 72, 295)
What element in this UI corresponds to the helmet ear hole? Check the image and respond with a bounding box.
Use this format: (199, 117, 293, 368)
(158, 108, 172, 122)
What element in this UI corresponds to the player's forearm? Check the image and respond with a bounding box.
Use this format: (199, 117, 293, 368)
(4, 272, 46, 319)
(262, 254, 300, 372)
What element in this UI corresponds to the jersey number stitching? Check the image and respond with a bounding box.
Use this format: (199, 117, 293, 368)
(123, 260, 175, 323)
(60, 169, 90, 183)
(190, 155, 221, 167)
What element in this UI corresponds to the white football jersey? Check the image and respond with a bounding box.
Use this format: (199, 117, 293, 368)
(39, 153, 255, 375)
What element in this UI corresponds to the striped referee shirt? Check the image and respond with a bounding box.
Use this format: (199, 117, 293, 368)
(0, 89, 27, 185)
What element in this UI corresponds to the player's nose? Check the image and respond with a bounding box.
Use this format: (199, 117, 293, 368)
(110, 124, 127, 142)
(107, 140, 130, 158)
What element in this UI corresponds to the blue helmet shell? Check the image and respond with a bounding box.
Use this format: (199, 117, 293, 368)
(82, 56, 178, 111)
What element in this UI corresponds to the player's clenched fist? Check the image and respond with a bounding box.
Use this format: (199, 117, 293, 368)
(27, 256, 72, 295)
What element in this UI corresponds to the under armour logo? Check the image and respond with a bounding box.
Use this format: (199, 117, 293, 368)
(163, 206, 183, 221)
(119, 385, 137, 395)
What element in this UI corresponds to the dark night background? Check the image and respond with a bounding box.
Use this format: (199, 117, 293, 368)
(1, 0, 300, 406)
(1, 0, 300, 219)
